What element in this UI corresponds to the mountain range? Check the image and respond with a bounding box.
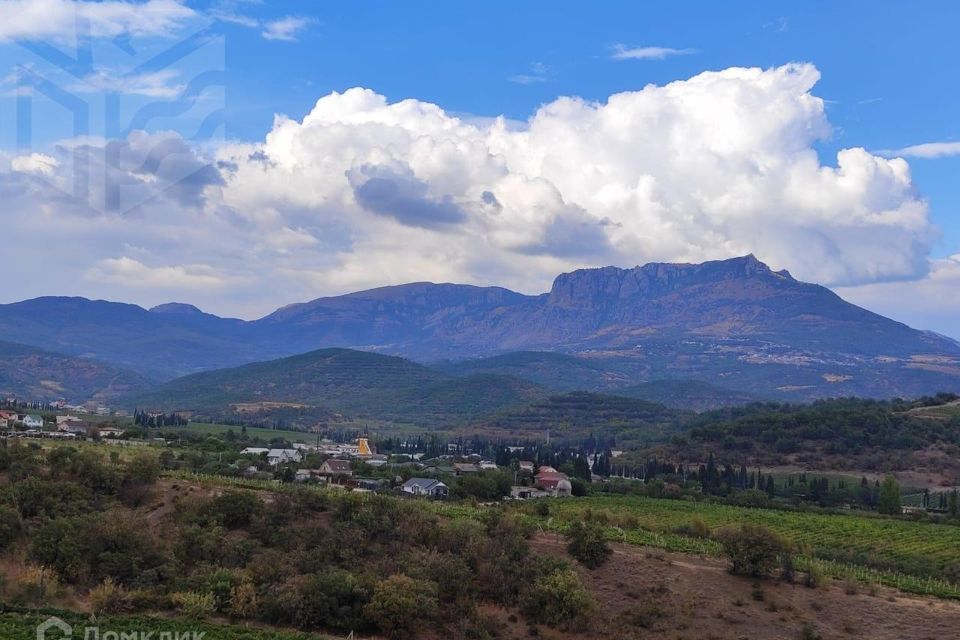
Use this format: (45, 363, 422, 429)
(0, 255, 957, 405)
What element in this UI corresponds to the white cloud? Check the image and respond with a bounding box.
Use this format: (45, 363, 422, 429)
(68, 69, 185, 98)
(836, 255, 960, 339)
(0, 0, 194, 42)
(0, 63, 946, 324)
(610, 44, 698, 60)
(261, 16, 310, 42)
(881, 141, 960, 159)
(87, 256, 231, 290)
(11, 152, 59, 174)
(508, 61, 552, 85)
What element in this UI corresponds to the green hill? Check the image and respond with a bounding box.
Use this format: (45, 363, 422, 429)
(122, 348, 547, 428)
(475, 391, 686, 446)
(614, 379, 759, 411)
(437, 351, 633, 391)
(0, 340, 151, 403)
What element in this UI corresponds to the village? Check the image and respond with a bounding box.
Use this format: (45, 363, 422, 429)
(0, 406, 584, 501)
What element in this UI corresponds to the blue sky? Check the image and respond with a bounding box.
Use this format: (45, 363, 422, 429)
(0, 0, 957, 336)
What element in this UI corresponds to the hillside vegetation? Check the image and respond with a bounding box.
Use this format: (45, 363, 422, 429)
(0, 340, 151, 402)
(123, 348, 548, 427)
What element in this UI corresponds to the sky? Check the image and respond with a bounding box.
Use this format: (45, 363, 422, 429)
(0, 0, 958, 339)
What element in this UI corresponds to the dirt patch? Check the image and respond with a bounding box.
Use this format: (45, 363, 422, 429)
(529, 533, 960, 640)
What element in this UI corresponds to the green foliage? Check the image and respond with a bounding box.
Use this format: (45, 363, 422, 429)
(210, 491, 263, 528)
(0, 506, 22, 550)
(520, 568, 597, 631)
(364, 574, 439, 639)
(295, 569, 370, 631)
(566, 520, 613, 569)
(689, 394, 960, 460)
(717, 525, 789, 577)
(455, 470, 512, 500)
(171, 591, 217, 619)
(877, 475, 902, 515)
(29, 513, 165, 586)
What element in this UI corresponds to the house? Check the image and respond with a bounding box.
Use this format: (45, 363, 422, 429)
(453, 462, 480, 476)
(518, 461, 536, 473)
(535, 469, 573, 497)
(511, 486, 551, 500)
(98, 428, 125, 438)
(295, 469, 322, 482)
(479, 460, 498, 470)
(0, 418, 7, 428)
(22, 415, 44, 429)
(240, 447, 270, 456)
(58, 419, 88, 435)
(56, 415, 81, 426)
(402, 477, 449, 498)
(267, 449, 302, 466)
(319, 459, 353, 477)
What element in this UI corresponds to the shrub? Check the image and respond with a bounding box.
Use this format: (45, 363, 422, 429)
(210, 491, 263, 529)
(566, 520, 612, 569)
(0, 506, 22, 550)
(7, 565, 60, 606)
(717, 525, 789, 578)
(804, 564, 825, 589)
(295, 569, 370, 632)
(89, 578, 132, 614)
(229, 582, 260, 620)
(521, 568, 596, 631)
(364, 574, 439, 639)
(171, 591, 216, 619)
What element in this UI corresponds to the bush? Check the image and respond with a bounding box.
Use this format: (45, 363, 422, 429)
(210, 491, 263, 529)
(521, 568, 596, 631)
(804, 564, 825, 589)
(0, 506, 22, 550)
(717, 525, 789, 578)
(566, 521, 612, 569)
(296, 569, 370, 632)
(171, 591, 216, 619)
(89, 578, 132, 614)
(229, 582, 260, 619)
(6, 565, 60, 606)
(364, 574, 438, 639)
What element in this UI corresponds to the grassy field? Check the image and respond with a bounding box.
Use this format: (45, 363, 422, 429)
(0, 610, 335, 640)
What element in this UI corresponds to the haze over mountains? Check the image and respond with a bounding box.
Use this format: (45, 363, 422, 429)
(0, 256, 957, 406)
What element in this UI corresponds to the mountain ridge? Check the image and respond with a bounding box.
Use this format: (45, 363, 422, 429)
(1, 256, 957, 400)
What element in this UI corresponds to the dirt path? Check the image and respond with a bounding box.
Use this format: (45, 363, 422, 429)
(525, 533, 960, 640)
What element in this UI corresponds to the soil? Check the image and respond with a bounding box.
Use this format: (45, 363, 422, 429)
(495, 533, 960, 640)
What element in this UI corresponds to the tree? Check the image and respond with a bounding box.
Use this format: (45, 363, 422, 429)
(877, 475, 902, 515)
(363, 574, 438, 639)
(520, 568, 596, 631)
(565, 520, 612, 569)
(717, 525, 789, 578)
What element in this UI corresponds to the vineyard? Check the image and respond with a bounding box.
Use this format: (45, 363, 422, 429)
(506, 495, 960, 598)
(177, 473, 960, 600)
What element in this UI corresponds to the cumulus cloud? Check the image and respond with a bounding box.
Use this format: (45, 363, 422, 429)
(0, 0, 194, 42)
(610, 44, 698, 60)
(11, 152, 58, 175)
(0, 63, 947, 323)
